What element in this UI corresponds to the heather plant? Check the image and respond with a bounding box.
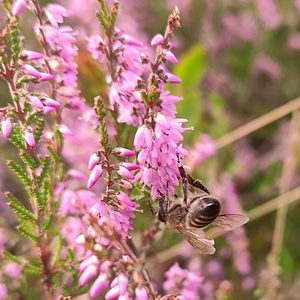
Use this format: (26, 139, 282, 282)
(1, 0, 300, 300)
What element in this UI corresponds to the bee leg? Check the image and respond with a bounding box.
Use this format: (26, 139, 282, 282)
(179, 165, 189, 207)
(187, 174, 210, 194)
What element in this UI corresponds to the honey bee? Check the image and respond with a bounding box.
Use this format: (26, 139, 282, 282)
(157, 167, 249, 254)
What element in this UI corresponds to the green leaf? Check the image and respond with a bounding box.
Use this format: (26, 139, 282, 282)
(18, 226, 38, 242)
(3, 251, 21, 263)
(7, 160, 31, 187)
(20, 152, 38, 170)
(23, 264, 42, 275)
(50, 236, 62, 267)
(37, 156, 50, 186)
(34, 116, 45, 145)
(8, 125, 26, 150)
(9, 17, 22, 61)
(173, 45, 206, 143)
(6, 192, 35, 223)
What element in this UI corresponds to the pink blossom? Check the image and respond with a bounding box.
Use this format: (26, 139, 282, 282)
(45, 4, 69, 27)
(20, 50, 44, 61)
(1, 118, 13, 139)
(88, 153, 100, 171)
(12, 0, 27, 16)
(135, 287, 148, 300)
(22, 64, 42, 79)
(151, 34, 164, 47)
(3, 263, 22, 280)
(105, 285, 120, 300)
(79, 264, 99, 286)
(113, 147, 136, 157)
(255, 0, 281, 29)
(166, 72, 181, 84)
(59, 124, 73, 136)
(0, 283, 7, 300)
(119, 180, 133, 189)
(27, 95, 44, 110)
(117, 165, 135, 180)
(253, 56, 282, 80)
(90, 274, 110, 298)
(24, 130, 35, 147)
(42, 97, 61, 108)
(165, 50, 178, 64)
(87, 165, 103, 189)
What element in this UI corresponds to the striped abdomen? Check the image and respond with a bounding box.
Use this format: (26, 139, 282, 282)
(188, 196, 221, 228)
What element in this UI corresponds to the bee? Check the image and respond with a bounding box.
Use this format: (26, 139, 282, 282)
(157, 167, 249, 254)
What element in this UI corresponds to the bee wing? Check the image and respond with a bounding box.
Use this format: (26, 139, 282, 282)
(177, 227, 216, 255)
(212, 214, 249, 231)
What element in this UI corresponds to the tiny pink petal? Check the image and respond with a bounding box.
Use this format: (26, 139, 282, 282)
(105, 285, 120, 300)
(117, 274, 128, 295)
(42, 97, 61, 108)
(20, 50, 44, 61)
(43, 106, 56, 114)
(121, 162, 139, 171)
(79, 255, 99, 272)
(39, 73, 54, 81)
(87, 165, 103, 189)
(88, 153, 99, 171)
(79, 264, 98, 286)
(135, 287, 148, 300)
(28, 95, 43, 109)
(113, 147, 136, 157)
(117, 166, 135, 180)
(166, 72, 181, 84)
(165, 50, 178, 64)
(89, 274, 109, 298)
(24, 130, 35, 147)
(1, 119, 13, 139)
(12, 0, 27, 16)
(151, 34, 164, 47)
(119, 180, 133, 189)
(22, 65, 42, 79)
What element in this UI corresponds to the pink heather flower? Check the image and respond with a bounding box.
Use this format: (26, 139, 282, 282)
(151, 34, 164, 47)
(88, 153, 100, 171)
(28, 95, 44, 110)
(188, 134, 216, 169)
(1, 118, 13, 139)
(253, 56, 282, 80)
(135, 287, 148, 300)
(67, 169, 86, 180)
(123, 34, 143, 47)
(121, 162, 139, 171)
(163, 263, 203, 300)
(165, 50, 179, 64)
(0, 283, 7, 300)
(24, 130, 35, 147)
(134, 125, 153, 150)
(166, 72, 181, 84)
(87, 165, 103, 189)
(117, 165, 135, 180)
(45, 4, 69, 27)
(12, 0, 27, 16)
(39, 72, 54, 81)
(22, 64, 42, 79)
(87, 36, 106, 63)
(119, 180, 133, 189)
(43, 106, 56, 114)
(42, 97, 61, 108)
(90, 274, 109, 298)
(20, 50, 44, 61)
(59, 124, 73, 136)
(80, 255, 99, 272)
(117, 274, 128, 295)
(105, 285, 120, 300)
(113, 147, 136, 157)
(3, 263, 22, 280)
(255, 0, 281, 29)
(79, 264, 99, 286)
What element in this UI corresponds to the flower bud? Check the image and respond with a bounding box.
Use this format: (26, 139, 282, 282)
(28, 95, 44, 110)
(42, 97, 61, 108)
(151, 34, 164, 47)
(117, 166, 135, 180)
(79, 255, 99, 272)
(79, 264, 98, 286)
(135, 287, 148, 300)
(113, 147, 135, 157)
(24, 130, 35, 147)
(116, 192, 136, 208)
(20, 50, 44, 61)
(88, 153, 99, 171)
(12, 0, 27, 16)
(119, 180, 133, 189)
(166, 72, 181, 84)
(39, 73, 54, 82)
(87, 165, 103, 189)
(105, 285, 120, 300)
(123, 34, 143, 47)
(118, 274, 128, 295)
(89, 274, 109, 298)
(1, 118, 13, 139)
(22, 65, 42, 79)
(121, 162, 139, 171)
(134, 125, 153, 149)
(165, 50, 178, 64)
